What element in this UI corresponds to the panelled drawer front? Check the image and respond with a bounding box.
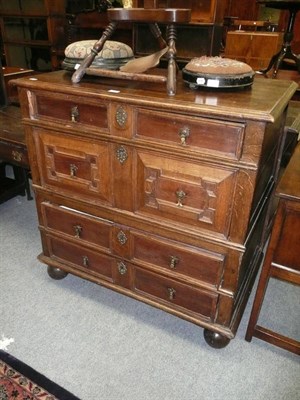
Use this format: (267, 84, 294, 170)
(136, 150, 237, 237)
(132, 232, 225, 287)
(35, 129, 112, 204)
(47, 236, 114, 282)
(135, 109, 245, 160)
(134, 268, 218, 320)
(33, 92, 109, 131)
(41, 202, 112, 251)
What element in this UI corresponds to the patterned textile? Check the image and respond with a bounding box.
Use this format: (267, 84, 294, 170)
(62, 40, 134, 71)
(0, 351, 79, 400)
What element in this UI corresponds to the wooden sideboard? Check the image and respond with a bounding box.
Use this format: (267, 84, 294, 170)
(13, 71, 297, 348)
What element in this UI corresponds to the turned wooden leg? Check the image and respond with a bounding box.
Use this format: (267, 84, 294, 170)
(47, 266, 68, 280)
(203, 328, 231, 349)
(166, 24, 177, 96)
(72, 21, 117, 84)
(149, 23, 167, 50)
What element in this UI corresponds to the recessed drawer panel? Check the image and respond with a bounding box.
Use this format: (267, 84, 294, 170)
(41, 202, 112, 251)
(35, 129, 112, 205)
(134, 268, 218, 320)
(136, 150, 237, 237)
(133, 232, 225, 287)
(33, 92, 108, 131)
(135, 109, 244, 159)
(47, 236, 114, 282)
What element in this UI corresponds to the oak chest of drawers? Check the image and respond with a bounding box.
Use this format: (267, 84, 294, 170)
(14, 71, 297, 348)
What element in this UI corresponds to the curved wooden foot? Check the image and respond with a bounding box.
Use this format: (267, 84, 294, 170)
(47, 266, 68, 280)
(203, 328, 231, 349)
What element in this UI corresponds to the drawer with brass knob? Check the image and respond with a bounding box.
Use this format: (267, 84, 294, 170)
(132, 232, 225, 288)
(34, 129, 112, 204)
(44, 234, 114, 282)
(31, 91, 109, 132)
(40, 202, 112, 251)
(135, 108, 245, 160)
(134, 267, 218, 320)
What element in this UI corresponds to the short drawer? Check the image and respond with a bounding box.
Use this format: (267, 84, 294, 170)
(135, 109, 245, 160)
(33, 91, 109, 132)
(35, 129, 112, 205)
(47, 235, 114, 282)
(134, 267, 218, 320)
(41, 202, 112, 251)
(132, 232, 225, 287)
(0, 141, 29, 168)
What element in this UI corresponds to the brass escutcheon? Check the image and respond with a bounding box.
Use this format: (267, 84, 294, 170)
(117, 230, 128, 245)
(115, 106, 127, 128)
(116, 146, 128, 164)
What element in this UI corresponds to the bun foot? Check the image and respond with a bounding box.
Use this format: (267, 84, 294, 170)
(203, 328, 231, 349)
(47, 266, 68, 280)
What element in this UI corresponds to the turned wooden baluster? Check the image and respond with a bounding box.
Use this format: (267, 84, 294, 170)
(72, 22, 117, 84)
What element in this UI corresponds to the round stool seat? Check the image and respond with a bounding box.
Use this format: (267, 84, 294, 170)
(63, 40, 134, 71)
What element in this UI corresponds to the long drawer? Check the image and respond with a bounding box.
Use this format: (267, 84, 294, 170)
(134, 108, 245, 160)
(40, 202, 227, 289)
(42, 232, 219, 322)
(134, 267, 218, 321)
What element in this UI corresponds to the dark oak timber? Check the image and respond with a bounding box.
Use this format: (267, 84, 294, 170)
(12, 70, 297, 348)
(246, 142, 300, 355)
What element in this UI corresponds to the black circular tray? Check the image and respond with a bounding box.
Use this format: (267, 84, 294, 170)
(182, 68, 255, 90)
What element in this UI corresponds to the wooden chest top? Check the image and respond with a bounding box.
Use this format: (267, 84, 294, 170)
(12, 70, 297, 123)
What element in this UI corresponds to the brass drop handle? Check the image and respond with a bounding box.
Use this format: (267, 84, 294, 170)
(179, 126, 190, 145)
(70, 164, 78, 177)
(12, 150, 22, 162)
(167, 287, 176, 300)
(82, 256, 89, 267)
(118, 261, 127, 275)
(176, 190, 186, 207)
(71, 106, 79, 122)
(73, 225, 82, 238)
(169, 256, 179, 269)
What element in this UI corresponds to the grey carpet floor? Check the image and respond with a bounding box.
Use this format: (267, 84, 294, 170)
(0, 193, 299, 400)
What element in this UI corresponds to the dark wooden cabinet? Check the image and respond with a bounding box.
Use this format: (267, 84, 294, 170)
(0, 0, 66, 70)
(134, 0, 229, 61)
(13, 70, 297, 348)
